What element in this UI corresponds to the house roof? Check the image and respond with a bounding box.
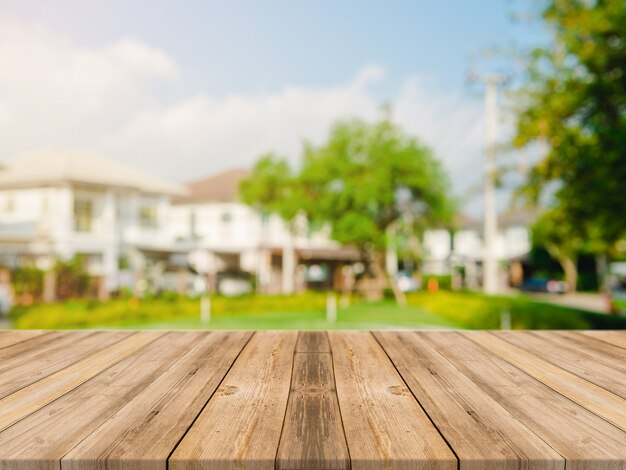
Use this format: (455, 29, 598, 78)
(174, 168, 251, 204)
(499, 207, 542, 228)
(453, 213, 481, 230)
(0, 151, 186, 196)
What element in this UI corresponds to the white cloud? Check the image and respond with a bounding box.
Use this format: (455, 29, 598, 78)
(0, 16, 492, 213)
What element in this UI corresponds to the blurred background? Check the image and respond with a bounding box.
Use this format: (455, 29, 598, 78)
(0, 0, 625, 330)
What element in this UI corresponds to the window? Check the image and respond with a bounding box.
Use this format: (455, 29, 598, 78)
(139, 205, 158, 229)
(221, 211, 232, 223)
(74, 199, 93, 232)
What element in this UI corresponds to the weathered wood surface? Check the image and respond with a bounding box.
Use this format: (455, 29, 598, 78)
(0, 330, 624, 470)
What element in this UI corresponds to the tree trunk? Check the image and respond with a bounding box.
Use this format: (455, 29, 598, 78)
(596, 254, 608, 292)
(560, 256, 578, 293)
(371, 251, 406, 306)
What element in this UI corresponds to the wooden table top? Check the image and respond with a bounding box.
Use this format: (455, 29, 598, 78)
(0, 330, 624, 470)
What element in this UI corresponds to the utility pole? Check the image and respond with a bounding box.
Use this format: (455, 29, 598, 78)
(468, 72, 509, 295)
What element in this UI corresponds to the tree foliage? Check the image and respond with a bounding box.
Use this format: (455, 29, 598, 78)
(240, 116, 455, 274)
(239, 154, 301, 226)
(513, 0, 626, 248)
(298, 118, 454, 251)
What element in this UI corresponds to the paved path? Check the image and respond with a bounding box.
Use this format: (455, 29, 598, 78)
(530, 292, 609, 313)
(0, 330, 625, 469)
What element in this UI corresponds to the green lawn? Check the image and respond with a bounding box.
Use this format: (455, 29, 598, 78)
(10, 291, 626, 330)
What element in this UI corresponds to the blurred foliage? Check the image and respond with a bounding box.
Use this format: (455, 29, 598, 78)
(11, 265, 44, 302)
(54, 255, 95, 300)
(239, 155, 302, 226)
(513, 0, 626, 249)
(297, 117, 455, 250)
(406, 291, 626, 330)
(11, 290, 625, 330)
(11, 292, 328, 329)
(240, 116, 455, 299)
(532, 207, 583, 290)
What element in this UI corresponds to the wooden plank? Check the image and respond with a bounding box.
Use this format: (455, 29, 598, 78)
(328, 331, 457, 470)
(468, 331, 626, 431)
(169, 331, 297, 470)
(0, 331, 163, 432)
(0, 332, 201, 470)
(0, 331, 79, 363)
(62, 331, 252, 470)
(276, 332, 349, 470)
(374, 331, 563, 470)
(559, 331, 626, 361)
(0, 331, 131, 399)
(578, 330, 626, 350)
(295, 330, 331, 353)
(424, 332, 626, 468)
(0, 331, 46, 350)
(495, 331, 626, 399)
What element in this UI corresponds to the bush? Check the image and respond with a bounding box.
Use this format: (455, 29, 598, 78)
(406, 291, 626, 330)
(12, 292, 328, 329)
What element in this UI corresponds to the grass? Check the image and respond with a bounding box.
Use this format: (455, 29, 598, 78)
(9, 290, 626, 330)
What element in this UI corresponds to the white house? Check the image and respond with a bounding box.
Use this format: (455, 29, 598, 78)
(171, 169, 360, 295)
(0, 151, 189, 298)
(421, 209, 537, 288)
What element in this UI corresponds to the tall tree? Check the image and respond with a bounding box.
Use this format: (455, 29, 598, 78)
(241, 116, 455, 303)
(531, 207, 583, 291)
(513, 0, 626, 250)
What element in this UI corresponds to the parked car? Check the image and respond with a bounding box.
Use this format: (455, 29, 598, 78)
(520, 277, 568, 294)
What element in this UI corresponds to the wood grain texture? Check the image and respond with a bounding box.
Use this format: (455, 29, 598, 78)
(328, 331, 457, 470)
(0, 330, 624, 470)
(0, 331, 163, 433)
(276, 332, 349, 470)
(0, 331, 46, 350)
(495, 331, 626, 399)
(169, 331, 298, 470)
(469, 331, 626, 431)
(295, 331, 331, 353)
(0, 331, 76, 364)
(374, 331, 563, 470)
(578, 330, 626, 349)
(428, 332, 626, 469)
(61, 331, 252, 470)
(0, 331, 131, 399)
(0, 332, 195, 470)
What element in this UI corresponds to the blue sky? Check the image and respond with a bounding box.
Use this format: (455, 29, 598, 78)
(0, 0, 545, 213)
(2, 0, 541, 95)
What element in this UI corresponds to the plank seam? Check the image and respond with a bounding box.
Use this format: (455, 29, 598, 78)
(370, 331, 460, 470)
(163, 331, 256, 470)
(468, 331, 626, 434)
(327, 331, 352, 470)
(577, 331, 626, 350)
(487, 331, 626, 401)
(274, 331, 303, 470)
(0, 331, 123, 400)
(0, 331, 49, 351)
(524, 331, 626, 397)
(418, 332, 567, 465)
(0, 331, 157, 432)
(570, 331, 626, 352)
(56, 331, 245, 467)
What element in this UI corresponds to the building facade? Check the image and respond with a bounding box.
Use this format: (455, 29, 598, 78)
(0, 152, 189, 298)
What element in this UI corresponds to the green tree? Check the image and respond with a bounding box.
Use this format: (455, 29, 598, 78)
(532, 207, 583, 291)
(513, 0, 626, 250)
(239, 154, 301, 224)
(241, 117, 455, 303)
